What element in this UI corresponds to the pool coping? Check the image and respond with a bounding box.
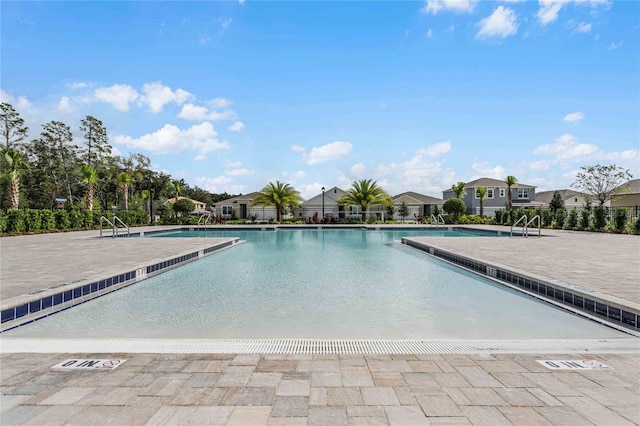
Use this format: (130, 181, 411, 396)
(0, 238, 242, 333)
(401, 237, 640, 335)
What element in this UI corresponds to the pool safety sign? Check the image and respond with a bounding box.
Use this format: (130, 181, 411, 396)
(536, 360, 612, 370)
(52, 359, 127, 370)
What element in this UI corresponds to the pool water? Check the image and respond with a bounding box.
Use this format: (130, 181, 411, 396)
(6, 229, 627, 339)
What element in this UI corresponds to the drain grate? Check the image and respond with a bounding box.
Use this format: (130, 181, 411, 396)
(2, 338, 638, 354)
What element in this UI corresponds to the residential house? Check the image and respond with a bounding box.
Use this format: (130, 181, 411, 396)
(611, 179, 640, 219)
(392, 192, 443, 221)
(442, 177, 540, 217)
(536, 189, 588, 211)
(300, 187, 351, 219)
(165, 196, 207, 215)
(213, 192, 281, 221)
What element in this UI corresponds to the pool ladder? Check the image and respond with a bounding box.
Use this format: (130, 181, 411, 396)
(100, 215, 130, 238)
(510, 214, 541, 238)
(430, 214, 445, 228)
(197, 211, 213, 230)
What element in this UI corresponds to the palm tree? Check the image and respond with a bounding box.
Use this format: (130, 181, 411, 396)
(477, 186, 487, 217)
(451, 182, 466, 198)
(141, 189, 151, 222)
(3, 148, 29, 209)
(253, 180, 303, 222)
(81, 164, 98, 211)
(505, 175, 517, 210)
(172, 180, 181, 198)
(116, 172, 131, 210)
(338, 179, 390, 222)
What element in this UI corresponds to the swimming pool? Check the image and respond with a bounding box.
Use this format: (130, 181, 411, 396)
(5, 229, 627, 340)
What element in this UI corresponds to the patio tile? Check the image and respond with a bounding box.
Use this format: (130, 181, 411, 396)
(37, 386, 96, 405)
(455, 367, 503, 388)
(189, 406, 234, 425)
(311, 372, 342, 387)
(535, 406, 597, 426)
(461, 406, 511, 425)
(21, 405, 85, 426)
(494, 387, 545, 406)
(428, 417, 472, 425)
(491, 372, 537, 388)
(432, 372, 472, 388)
(308, 406, 347, 426)
(361, 387, 400, 406)
(309, 387, 328, 406)
(267, 418, 308, 426)
(498, 407, 553, 426)
(0, 406, 48, 425)
(248, 372, 283, 387)
(342, 367, 375, 387)
(256, 360, 299, 373)
(393, 386, 417, 405)
(216, 372, 252, 387)
(402, 372, 438, 387)
(271, 396, 309, 417)
(415, 395, 463, 417)
(521, 373, 584, 397)
(220, 387, 276, 406)
(328, 387, 363, 406)
(385, 406, 429, 425)
(298, 360, 341, 373)
(276, 379, 310, 396)
(557, 396, 636, 426)
(227, 406, 271, 425)
(459, 388, 508, 405)
(367, 360, 412, 373)
(372, 372, 406, 387)
(525, 388, 564, 407)
(231, 354, 262, 366)
(64, 406, 124, 425)
(183, 372, 221, 388)
(347, 406, 386, 417)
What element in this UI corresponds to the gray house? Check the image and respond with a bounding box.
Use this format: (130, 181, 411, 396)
(442, 177, 539, 217)
(214, 192, 278, 221)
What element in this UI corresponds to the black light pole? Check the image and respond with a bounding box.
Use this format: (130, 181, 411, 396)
(150, 188, 155, 225)
(322, 186, 325, 218)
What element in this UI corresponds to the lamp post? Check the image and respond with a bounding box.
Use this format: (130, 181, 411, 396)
(322, 186, 325, 219)
(150, 188, 154, 225)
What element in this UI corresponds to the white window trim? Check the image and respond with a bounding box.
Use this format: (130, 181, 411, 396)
(517, 188, 529, 199)
(499, 188, 506, 197)
(487, 188, 494, 199)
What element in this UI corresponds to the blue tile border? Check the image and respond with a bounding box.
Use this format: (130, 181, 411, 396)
(402, 238, 639, 333)
(1, 239, 239, 332)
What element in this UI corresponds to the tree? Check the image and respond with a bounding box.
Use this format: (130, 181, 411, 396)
(141, 189, 151, 222)
(80, 115, 110, 167)
(477, 186, 487, 217)
(40, 121, 78, 204)
(253, 180, 303, 222)
(116, 172, 131, 210)
(385, 200, 396, 221)
(172, 180, 181, 197)
(505, 175, 517, 210)
(3, 148, 29, 209)
(1, 103, 28, 150)
(451, 182, 466, 198)
(443, 198, 466, 223)
(398, 201, 410, 223)
(81, 164, 98, 211)
(571, 164, 633, 206)
(338, 179, 390, 222)
(173, 198, 195, 217)
(549, 190, 565, 213)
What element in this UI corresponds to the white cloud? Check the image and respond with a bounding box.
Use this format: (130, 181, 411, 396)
(67, 81, 89, 90)
(533, 134, 598, 161)
(229, 121, 245, 132)
(426, 28, 433, 38)
(178, 103, 236, 121)
(607, 40, 623, 50)
(56, 96, 73, 113)
(113, 121, 230, 158)
(373, 156, 457, 196)
(537, 0, 610, 26)
(224, 160, 242, 168)
(290, 144, 306, 153)
(415, 141, 451, 158)
(576, 22, 592, 33)
(529, 160, 552, 171)
(200, 36, 212, 44)
(563, 111, 584, 122)
(471, 160, 506, 180)
(94, 84, 139, 111)
(445, 24, 456, 32)
(297, 183, 327, 200)
(0, 89, 32, 111)
(304, 141, 353, 165)
(208, 98, 232, 108)
(226, 168, 255, 176)
(139, 81, 193, 113)
(238, 0, 246, 4)
(422, 0, 477, 14)
(220, 17, 232, 32)
(350, 163, 366, 176)
(195, 175, 233, 193)
(476, 6, 518, 39)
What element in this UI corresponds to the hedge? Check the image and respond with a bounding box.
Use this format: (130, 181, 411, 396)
(0, 209, 149, 234)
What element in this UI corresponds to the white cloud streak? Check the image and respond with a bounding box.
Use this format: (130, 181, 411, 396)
(563, 111, 584, 122)
(422, 0, 477, 14)
(304, 141, 353, 165)
(477, 6, 518, 39)
(139, 81, 193, 113)
(94, 84, 139, 111)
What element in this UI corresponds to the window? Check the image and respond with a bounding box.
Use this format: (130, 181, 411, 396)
(500, 188, 506, 197)
(222, 206, 233, 215)
(518, 189, 529, 199)
(487, 189, 494, 199)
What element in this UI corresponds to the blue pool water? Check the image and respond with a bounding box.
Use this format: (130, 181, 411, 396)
(6, 229, 626, 339)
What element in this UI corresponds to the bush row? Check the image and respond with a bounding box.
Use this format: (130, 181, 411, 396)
(0, 209, 149, 234)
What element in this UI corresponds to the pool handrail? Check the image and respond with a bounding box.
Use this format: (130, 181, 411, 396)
(112, 215, 130, 237)
(437, 214, 445, 228)
(99, 216, 114, 238)
(510, 214, 528, 238)
(524, 214, 541, 238)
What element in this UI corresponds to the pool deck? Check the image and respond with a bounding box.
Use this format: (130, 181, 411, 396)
(1, 225, 639, 425)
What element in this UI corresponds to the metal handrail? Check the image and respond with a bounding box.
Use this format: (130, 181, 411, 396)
(437, 214, 445, 228)
(524, 215, 541, 238)
(99, 216, 114, 238)
(197, 211, 213, 230)
(510, 214, 528, 238)
(430, 214, 445, 228)
(430, 214, 438, 226)
(112, 215, 130, 237)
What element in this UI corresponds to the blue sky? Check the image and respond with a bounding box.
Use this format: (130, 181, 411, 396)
(2, 0, 638, 199)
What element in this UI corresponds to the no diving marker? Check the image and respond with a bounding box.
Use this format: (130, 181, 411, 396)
(52, 359, 127, 370)
(537, 360, 612, 370)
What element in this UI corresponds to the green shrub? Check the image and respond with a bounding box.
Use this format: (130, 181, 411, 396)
(40, 210, 56, 231)
(55, 210, 71, 230)
(0, 210, 6, 233)
(5, 210, 25, 233)
(494, 210, 503, 225)
(566, 209, 578, 228)
(579, 209, 590, 229)
(635, 217, 640, 235)
(68, 209, 84, 229)
(541, 210, 553, 227)
(554, 208, 567, 228)
(442, 198, 466, 223)
(593, 206, 607, 230)
(24, 209, 41, 232)
(173, 199, 195, 217)
(614, 209, 628, 232)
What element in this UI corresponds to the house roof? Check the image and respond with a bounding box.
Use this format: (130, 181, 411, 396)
(615, 179, 640, 195)
(165, 196, 207, 205)
(214, 192, 259, 204)
(442, 177, 535, 194)
(302, 187, 346, 205)
(535, 189, 580, 204)
(393, 191, 443, 204)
